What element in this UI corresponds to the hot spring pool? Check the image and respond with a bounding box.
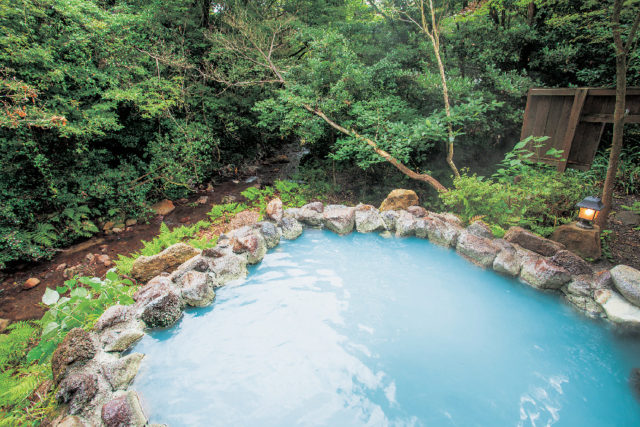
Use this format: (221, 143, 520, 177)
(131, 229, 640, 426)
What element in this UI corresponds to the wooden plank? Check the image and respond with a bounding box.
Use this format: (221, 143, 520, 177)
(520, 88, 535, 141)
(528, 87, 640, 96)
(558, 88, 588, 172)
(539, 95, 568, 164)
(531, 96, 552, 137)
(581, 113, 640, 123)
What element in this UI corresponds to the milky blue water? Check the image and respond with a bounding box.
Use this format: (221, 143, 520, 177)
(131, 230, 640, 426)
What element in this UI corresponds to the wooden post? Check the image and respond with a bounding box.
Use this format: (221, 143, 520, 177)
(558, 88, 588, 172)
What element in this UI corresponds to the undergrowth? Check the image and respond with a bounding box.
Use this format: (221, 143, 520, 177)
(0, 273, 136, 425)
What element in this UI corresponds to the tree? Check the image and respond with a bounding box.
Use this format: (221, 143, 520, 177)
(596, 0, 640, 227)
(208, 5, 450, 192)
(393, 0, 461, 178)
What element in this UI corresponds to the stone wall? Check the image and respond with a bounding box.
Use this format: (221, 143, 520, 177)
(52, 196, 640, 426)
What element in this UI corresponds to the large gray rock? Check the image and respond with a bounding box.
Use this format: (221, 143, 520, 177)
(130, 243, 201, 283)
(504, 226, 565, 257)
(101, 391, 147, 427)
(550, 250, 593, 276)
(466, 221, 493, 239)
(52, 328, 97, 384)
(611, 265, 640, 307)
(592, 270, 614, 292)
(520, 257, 571, 289)
(103, 328, 144, 353)
(211, 254, 248, 286)
(395, 210, 417, 237)
(101, 353, 145, 391)
(265, 198, 283, 223)
(280, 217, 303, 240)
(414, 218, 428, 238)
(431, 212, 463, 227)
(94, 305, 132, 332)
(168, 256, 213, 284)
(380, 210, 398, 232)
(285, 203, 324, 226)
(424, 217, 461, 248)
(407, 206, 427, 218)
(492, 241, 521, 277)
(355, 206, 385, 233)
(134, 278, 182, 327)
(56, 372, 98, 415)
(178, 271, 215, 307)
(257, 221, 281, 248)
(323, 205, 355, 235)
(230, 226, 267, 264)
(456, 232, 499, 268)
(595, 289, 640, 328)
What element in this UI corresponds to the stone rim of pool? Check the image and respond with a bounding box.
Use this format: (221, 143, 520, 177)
(52, 198, 640, 426)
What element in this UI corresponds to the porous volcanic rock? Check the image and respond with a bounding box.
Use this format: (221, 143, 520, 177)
(520, 257, 571, 290)
(395, 210, 417, 237)
(130, 243, 201, 283)
(407, 206, 427, 218)
(355, 205, 385, 233)
(592, 270, 614, 292)
(505, 226, 565, 257)
(101, 353, 145, 391)
(168, 256, 213, 284)
(424, 217, 461, 248)
(257, 221, 281, 248)
(228, 210, 260, 230)
(178, 271, 215, 307)
(323, 205, 355, 235)
(231, 226, 267, 264)
(101, 391, 147, 427)
(492, 241, 521, 277)
(94, 305, 131, 332)
(280, 217, 303, 240)
(379, 189, 419, 211)
(56, 372, 98, 415)
(138, 289, 182, 328)
(611, 265, 640, 307)
(595, 289, 640, 328)
(380, 210, 398, 232)
(466, 221, 493, 239)
(456, 231, 499, 268)
(52, 328, 97, 384)
(211, 254, 248, 286)
(103, 328, 144, 353)
(265, 198, 284, 223)
(550, 250, 593, 276)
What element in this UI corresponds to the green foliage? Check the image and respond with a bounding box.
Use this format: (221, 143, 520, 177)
(28, 272, 136, 364)
(115, 221, 214, 275)
(207, 203, 250, 225)
(441, 141, 596, 236)
(0, 270, 139, 424)
(240, 180, 309, 216)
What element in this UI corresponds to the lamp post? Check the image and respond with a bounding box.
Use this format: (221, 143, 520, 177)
(576, 196, 604, 229)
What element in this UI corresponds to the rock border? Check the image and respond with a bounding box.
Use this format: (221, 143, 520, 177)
(53, 199, 640, 426)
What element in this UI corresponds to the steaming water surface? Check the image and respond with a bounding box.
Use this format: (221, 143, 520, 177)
(132, 230, 640, 426)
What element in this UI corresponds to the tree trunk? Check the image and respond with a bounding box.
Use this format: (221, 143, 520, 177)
(597, 1, 639, 227)
(301, 104, 448, 193)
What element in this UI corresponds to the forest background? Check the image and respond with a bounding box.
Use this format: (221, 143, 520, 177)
(1, 0, 639, 269)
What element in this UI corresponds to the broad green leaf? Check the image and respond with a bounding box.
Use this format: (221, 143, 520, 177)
(42, 288, 60, 306)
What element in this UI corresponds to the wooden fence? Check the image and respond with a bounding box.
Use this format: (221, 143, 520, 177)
(520, 87, 640, 171)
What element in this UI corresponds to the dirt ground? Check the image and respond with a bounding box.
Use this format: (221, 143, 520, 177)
(607, 192, 640, 270)
(0, 180, 255, 323)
